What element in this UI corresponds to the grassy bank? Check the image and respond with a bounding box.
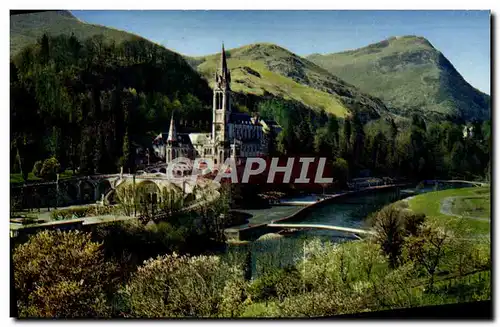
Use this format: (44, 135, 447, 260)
(406, 187, 490, 235)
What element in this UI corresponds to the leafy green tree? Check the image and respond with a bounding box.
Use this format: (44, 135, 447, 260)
(13, 230, 116, 318)
(120, 129, 131, 171)
(371, 205, 405, 268)
(39, 157, 60, 180)
(403, 222, 452, 290)
(332, 158, 349, 188)
(342, 118, 352, 156)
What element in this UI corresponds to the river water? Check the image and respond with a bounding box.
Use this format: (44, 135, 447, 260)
(224, 182, 474, 279)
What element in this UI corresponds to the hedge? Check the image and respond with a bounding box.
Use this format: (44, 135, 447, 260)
(50, 206, 118, 221)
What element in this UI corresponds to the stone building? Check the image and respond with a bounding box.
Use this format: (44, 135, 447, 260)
(152, 44, 281, 168)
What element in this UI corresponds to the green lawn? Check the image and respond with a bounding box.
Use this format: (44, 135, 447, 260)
(10, 169, 76, 184)
(450, 196, 490, 219)
(10, 172, 41, 183)
(407, 187, 490, 235)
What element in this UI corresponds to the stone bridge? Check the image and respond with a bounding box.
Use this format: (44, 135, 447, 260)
(11, 170, 220, 208)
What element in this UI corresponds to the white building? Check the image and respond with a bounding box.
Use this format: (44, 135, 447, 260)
(152, 44, 281, 168)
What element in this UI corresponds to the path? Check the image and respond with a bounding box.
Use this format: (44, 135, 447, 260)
(440, 196, 490, 222)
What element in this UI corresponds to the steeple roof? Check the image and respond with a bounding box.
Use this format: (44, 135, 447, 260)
(167, 113, 177, 142)
(216, 43, 231, 89)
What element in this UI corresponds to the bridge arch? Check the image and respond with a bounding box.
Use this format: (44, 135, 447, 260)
(136, 180, 162, 204)
(97, 180, 112, 202)
(63, 182, 79, 205)
(78, 180, 97, 204)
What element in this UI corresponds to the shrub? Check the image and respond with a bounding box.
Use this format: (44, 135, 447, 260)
(247, 267, 301, 303)
(39, 157, 60, 180)
(50, 209, 71, 220)
(13, 230, 116, 318)
(50, 206, 116, 220)
(121, 253, 246, 318)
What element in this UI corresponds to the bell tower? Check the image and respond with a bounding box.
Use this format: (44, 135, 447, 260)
(212, 43, 231, 143)
(212, 43, 232, 164)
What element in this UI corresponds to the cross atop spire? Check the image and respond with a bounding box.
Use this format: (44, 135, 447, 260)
(167, 112, 177, 143)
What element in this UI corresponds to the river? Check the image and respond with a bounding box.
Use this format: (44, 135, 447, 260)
(223, 182, 474, 279)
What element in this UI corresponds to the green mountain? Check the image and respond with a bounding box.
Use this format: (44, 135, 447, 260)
(307, 36, 490, 121)
(10, 10, 144, 55)
(11, 11, 391, 121)
(187, 43, 391, 119)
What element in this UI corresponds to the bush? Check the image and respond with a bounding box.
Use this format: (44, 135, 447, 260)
(50, 207, 88, 220)
(13, 230, 117, 318)
(247, 267, 301, 303)
(121, 253, 246, 318)
(50, 206, 117, 220)
(39, 157, 60, 180)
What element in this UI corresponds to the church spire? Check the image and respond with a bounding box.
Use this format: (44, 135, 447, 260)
(167, 113, 176, 142)
(217, 43, 231, 89)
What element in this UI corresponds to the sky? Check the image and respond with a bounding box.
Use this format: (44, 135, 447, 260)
(71, 10, 491, 94)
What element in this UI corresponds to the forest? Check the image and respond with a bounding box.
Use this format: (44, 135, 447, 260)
(10, 33, 212, 178)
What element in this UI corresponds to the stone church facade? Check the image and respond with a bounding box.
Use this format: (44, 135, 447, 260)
(152, 44, 281, 168)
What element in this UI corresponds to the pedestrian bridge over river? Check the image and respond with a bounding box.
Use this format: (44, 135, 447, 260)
(267, 223, 376, 236)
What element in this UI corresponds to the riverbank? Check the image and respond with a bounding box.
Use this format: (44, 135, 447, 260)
(225, 183, 411, 241)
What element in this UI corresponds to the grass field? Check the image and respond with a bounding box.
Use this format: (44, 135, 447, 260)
(450, 196, 490, 219)
(407, 187, 490, 235)
(10, 169, 76, 183)
(197, 58, 349, 117)
(10, 172, 41, 183)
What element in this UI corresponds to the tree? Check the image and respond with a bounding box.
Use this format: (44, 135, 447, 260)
(39, 157, 60, 180)
(13, 230, 116, 317)
(13, 149, 22, 174)
(371, 205, 405, 268)
(332, 158, 349, 188)
(351, 112, 365, 168)
(403, 223, 452, 290)
(342, 118, 352, 155)
(120, 129, 131, 171)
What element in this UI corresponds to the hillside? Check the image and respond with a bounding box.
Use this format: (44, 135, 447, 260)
(10, 13, 214, 176)
(10, 10, 143, 55)
(188, 43, 391, 119)
(308, 36, 490, 121)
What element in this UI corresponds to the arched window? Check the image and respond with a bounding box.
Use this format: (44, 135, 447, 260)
(216, 93, 224, 110)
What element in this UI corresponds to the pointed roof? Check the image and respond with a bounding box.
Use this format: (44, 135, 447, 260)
(216, 43, 231, 89)
(167, 113, 177, 142)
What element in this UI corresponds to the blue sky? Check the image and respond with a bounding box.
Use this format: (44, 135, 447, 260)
(71, 10, 491, 94)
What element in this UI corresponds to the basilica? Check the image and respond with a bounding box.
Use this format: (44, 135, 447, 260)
(152, 44, 281, 168)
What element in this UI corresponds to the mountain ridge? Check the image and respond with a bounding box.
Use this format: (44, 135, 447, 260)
(188, 42, 392, 120)
(11, 12, 489, 122)
(307, 35, 490, 121)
